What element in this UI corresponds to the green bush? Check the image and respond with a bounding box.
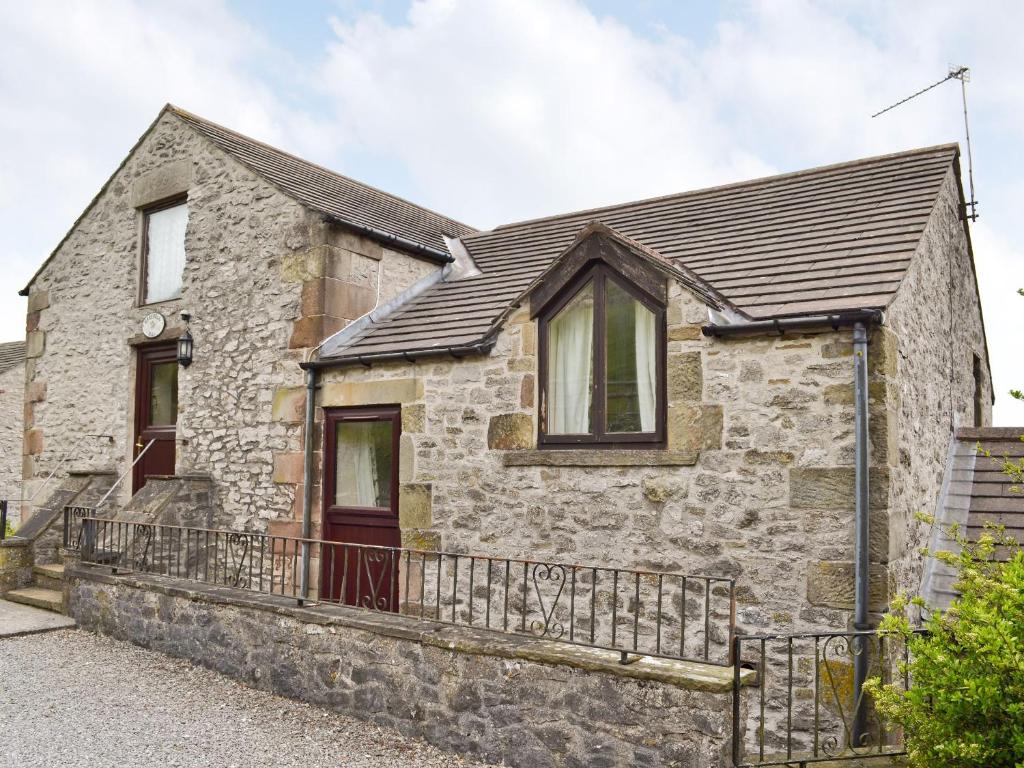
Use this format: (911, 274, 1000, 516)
(866, 524, 1024, 767)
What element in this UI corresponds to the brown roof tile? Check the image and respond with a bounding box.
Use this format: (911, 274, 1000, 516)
(956, 427, 1024, 549)
(169, 107, 475, 255)
(327, 144, 960, 361)
(0, 341, 26, 375)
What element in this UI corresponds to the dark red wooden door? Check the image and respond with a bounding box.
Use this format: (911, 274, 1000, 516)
(321, 407, 401, 610)
(133, 344, 178, 493)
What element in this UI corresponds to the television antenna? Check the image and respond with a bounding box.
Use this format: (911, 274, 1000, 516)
(872, 65, 978, 222)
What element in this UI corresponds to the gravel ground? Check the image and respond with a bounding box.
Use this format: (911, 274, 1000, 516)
(0, 629, 498, 768)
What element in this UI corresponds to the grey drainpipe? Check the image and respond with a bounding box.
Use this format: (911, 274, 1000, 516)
(298, 365, 318, 606)
(704, 308, 879, 742)
(852, 320, 871, 742)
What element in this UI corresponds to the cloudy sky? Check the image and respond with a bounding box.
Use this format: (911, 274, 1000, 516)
(2, 0, 1022, 422)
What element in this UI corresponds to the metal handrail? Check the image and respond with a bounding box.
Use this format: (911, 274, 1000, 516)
(19, 434, 114, 517)
(94, 439, 156, 511)
(67, 513, 738, 667)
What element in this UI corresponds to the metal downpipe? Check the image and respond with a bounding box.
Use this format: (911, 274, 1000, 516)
(298, 366, 317, 605)
(852, 320, 871, 743)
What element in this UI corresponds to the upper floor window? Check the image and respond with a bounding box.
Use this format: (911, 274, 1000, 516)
(142, 198, 188, 304)
(539, 264, 665, 447)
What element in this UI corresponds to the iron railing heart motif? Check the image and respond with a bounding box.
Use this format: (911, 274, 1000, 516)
(530, 563, 566, 639)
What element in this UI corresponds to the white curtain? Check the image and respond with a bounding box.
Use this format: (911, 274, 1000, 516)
(146, 203, 188, 303)
(634, 302, 657, 432)
(336, 425, 379, 507)
(548, 286, 594, 434)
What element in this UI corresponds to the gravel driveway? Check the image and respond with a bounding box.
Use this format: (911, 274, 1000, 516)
(0, 629, 497, 768)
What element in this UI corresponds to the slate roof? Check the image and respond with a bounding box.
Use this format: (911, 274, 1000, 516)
(957, 427, 1024, 548)
(326, 143, 960, 360)
(0, 341, 26, 375)
(170, 107, 476, 255)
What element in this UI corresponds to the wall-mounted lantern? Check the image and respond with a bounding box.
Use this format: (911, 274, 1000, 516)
(177, 311, 194, 368)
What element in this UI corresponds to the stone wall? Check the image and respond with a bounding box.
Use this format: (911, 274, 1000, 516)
(294, 167, 989, 640)
(884, 167, 992, 600)
(0, 361, 24, 519)
(0, 538, 32, 595)
(22, 110, 440, 531)
(305, 283, 895, 641)
(68, 566, 738, 768)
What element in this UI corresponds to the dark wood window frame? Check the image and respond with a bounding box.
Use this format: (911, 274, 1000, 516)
(322, 406, 402, 526)
(537, 263, 667, 449)
(139, 194, 188, 307)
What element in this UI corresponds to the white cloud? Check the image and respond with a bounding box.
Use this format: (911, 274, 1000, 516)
(0, 0, 333, 345)
(2, 0, 1020, 424)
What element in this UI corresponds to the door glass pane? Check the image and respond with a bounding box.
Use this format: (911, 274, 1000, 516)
(547, 281, 594, 435)
(148, 361, 178, 426)
(335, 421, 393, 508)
(605, 280, 657, 433)
(145, 202, 188, 303)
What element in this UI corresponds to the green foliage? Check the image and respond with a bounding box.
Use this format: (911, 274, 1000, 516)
(866, 523, 1024, 767)
(3, 518, 13, 538)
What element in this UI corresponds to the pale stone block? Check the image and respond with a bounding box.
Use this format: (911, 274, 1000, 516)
(281, 246, 328, 283)
(789, 467, 890, 510)
(324, 278, 376, 320)
(398, 483, 432, 528)
(399, 434, 415, 482)
(26, 290, 49, 313)
(806, 560, 889, 611)
(272, 452, 304, 484)
(668, 325, 702, 341)
(402, 403, 426, 433)
(25, 331, 44, 359)
(130, 159, 192, 208)
(486, 413, 533, 450)
(667, 404, 722, 453)
(23, 428, 42, 456)
(667, 351, 702, 403)
(271, 386, 306, 423)
(321, 378, 423, 407)
(521, 322, 537, 355)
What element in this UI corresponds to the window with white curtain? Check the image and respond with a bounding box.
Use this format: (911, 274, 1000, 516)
(143, 200, 188, 304)
(540, 265, 664, 446)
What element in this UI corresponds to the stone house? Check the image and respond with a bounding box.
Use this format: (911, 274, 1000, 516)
(10, 104, 995, 764)
(0, 340, 26, 520)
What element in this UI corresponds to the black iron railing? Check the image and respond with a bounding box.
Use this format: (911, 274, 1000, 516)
(0, 499, 8, 540)
(64, 510, 737, 665)
(732, 629, 920, 766)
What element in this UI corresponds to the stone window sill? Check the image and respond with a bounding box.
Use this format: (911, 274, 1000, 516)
(502, 449, 698, 467)
(67, 565, 749, 692)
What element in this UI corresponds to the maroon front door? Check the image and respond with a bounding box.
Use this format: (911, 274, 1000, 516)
(133, 344, 178, 493)
(321, 407, 401, 610)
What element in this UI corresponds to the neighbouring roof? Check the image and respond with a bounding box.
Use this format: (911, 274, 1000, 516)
(0, 341, 26, 375)
(170, 106, 476, 255)
(326, 143, 961, 360)
(957, 427, 1024, 548)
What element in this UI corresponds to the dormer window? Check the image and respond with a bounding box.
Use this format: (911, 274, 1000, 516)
(538, 264, 665, 447)
(142, 197, 188, 304)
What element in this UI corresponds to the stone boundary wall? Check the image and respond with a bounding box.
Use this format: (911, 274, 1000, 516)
(0, 538, 32, 595)
(67, 565, 742, 768)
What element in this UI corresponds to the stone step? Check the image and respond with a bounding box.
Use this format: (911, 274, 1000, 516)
(5, 587, 64, 614)
(33, 563, 64, 591)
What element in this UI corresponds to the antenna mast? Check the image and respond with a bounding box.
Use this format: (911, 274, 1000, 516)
(872, 65, 978, 222)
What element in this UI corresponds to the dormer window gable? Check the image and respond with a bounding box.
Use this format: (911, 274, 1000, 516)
(529, 226, 669, 449)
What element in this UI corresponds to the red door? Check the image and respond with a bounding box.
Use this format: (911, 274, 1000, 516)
(133, 344, 178, 493)
(321, 407, 401, 610)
